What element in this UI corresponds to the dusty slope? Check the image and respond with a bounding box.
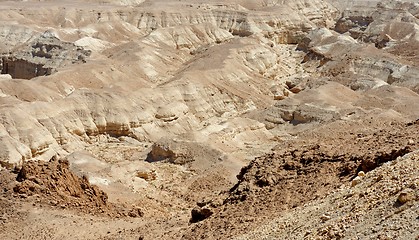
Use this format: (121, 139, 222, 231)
(0, 0, 418, 239)
(182, 119, 419, 239)
(236, 150, 419, 240)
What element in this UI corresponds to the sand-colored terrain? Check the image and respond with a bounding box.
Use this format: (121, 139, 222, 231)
(0, 0, 418, 239)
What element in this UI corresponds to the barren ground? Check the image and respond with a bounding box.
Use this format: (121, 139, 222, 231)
(0, 0, 418, 239)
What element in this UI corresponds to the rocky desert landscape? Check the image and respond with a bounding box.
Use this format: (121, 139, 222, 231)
(0, 0, 418, 239)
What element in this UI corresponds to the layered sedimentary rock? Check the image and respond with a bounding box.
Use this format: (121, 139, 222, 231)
(0, 0, 340, 167)
(0, 31, 91, 79)
(0, 0, 418, 240)
(0, 0, 416, 173)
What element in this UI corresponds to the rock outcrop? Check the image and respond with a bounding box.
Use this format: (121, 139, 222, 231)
(13, 158, 112, 215)
(0, 1, 418, 239)
(0, 31, 91, 79)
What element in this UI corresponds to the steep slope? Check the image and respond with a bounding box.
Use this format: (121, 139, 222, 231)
(237, 150, 419, 240)
(0, 0, 417, 239)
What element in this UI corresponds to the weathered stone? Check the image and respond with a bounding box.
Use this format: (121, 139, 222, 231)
(351, 176, 362, 187)
(190, 206, 214, 223)
(0, 31, 90, 79)
(320, 214, 331, 222)
(397, 189, 415, 205)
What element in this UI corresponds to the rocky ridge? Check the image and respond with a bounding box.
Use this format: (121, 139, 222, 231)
(0, 0, 417, 239)
(182, 118, 419, 239)
(236, 150, 419, 240)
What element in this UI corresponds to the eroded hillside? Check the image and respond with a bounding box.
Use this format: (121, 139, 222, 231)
(0, 0, 418, 239)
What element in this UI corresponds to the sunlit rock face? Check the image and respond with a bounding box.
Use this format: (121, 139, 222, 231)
(0, 1, 418, 240)
(0, 0, 417, 169)
(0, 0, 340, 167)
(1, 31, 91, 79)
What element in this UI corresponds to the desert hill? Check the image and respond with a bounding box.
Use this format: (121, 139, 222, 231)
(0, 0, 418, 239)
